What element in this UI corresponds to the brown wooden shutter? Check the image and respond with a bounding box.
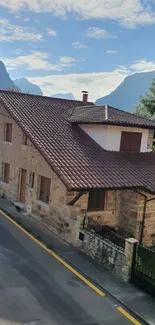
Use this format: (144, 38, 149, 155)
(39, 176, 51, 204)
(5, 123, 12, 142)
(120, 131, 142, 152)
(22, 132, 28, 145)
(20, 169, 27, 203)
(3, 163, 10, 183)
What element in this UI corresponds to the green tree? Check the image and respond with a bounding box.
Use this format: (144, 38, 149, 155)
(134, 79, 155, 120)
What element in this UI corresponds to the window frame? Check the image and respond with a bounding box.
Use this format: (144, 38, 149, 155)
(4, 123, 12, 142)
(88, 190, 106, 211)
(39, 175, 51, 204)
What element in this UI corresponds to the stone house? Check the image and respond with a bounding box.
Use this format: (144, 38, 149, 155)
(1, 90, 155, 247)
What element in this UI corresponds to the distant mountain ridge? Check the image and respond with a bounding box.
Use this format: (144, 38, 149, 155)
(96, 71, 155, 112)
(1, 59, 155, 111)
(51, 93, 75, 100)
(0, 61, 20, 91)
(14, 78, 43, 96)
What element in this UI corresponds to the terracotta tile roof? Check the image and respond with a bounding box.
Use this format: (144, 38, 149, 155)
(1, 90, 155, 193)
(69, 104, 155, 129)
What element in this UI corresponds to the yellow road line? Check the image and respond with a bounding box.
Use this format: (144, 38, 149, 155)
(0, 209, 105, 297)
(117, 307, 142, 325)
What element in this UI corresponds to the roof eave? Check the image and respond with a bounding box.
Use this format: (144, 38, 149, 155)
(70, 120, 155, 129)
(69, 185, 155, 195)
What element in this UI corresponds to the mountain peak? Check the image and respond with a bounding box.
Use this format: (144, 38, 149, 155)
(0, 61, 20, 91)
(14, 78, 43, 96)
(0, 60, 6, 70)
(96, 70, 155, 112)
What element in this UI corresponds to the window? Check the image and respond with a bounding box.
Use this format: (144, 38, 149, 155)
(88, 190, 105, 211)
(39, 176, 51, 204)
(120, 131, 142, 152)
(22, 132, 28, 145)
(29, 172, 35, 188)
(2, 163, 10, 183)
(4, 123, 12, 142)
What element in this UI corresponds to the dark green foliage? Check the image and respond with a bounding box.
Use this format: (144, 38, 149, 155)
(134, 79, 155, 120)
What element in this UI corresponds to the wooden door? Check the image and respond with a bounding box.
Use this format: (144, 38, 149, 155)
(20, 169, 27, 203)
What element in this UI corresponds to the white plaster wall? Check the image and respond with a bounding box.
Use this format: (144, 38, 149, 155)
(79, 124, 150, 152)
(80, 124, 108, 149)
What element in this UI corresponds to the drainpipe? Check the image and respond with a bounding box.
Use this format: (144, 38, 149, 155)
(135, 190, 155, 244)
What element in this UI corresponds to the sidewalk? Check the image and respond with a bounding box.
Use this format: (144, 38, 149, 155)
(0, 197, 155, 325)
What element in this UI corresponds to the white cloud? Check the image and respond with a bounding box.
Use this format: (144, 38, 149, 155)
(15, 48, 23, 55)
(0, 0, 154, 28)
(59, 56, 77, 64)
(130, 59, 155, 72)
(46, 28, 57, 36)
(14, 15, 21, 19)
(27, 68, 128, 101)
(24, 17, 30, 22)
(115, 64, 127, 70)
(1, 51, 79, 71)
(86, 27, 116, 39)
(107, 50, 117, 54)
(10, 57, 154, 102)
(0, 18, 42, 42)
(23, 58, 155, 101)
(72, 42, 87, 49)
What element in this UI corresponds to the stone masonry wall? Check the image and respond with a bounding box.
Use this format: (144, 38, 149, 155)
(79, 229, 125, 277)
(67, 189, 155, 247)
(118, 190, 155, 247)
(147, 129, 154, 150)
(118, 190, 139, 238)
(0, 104, 81, 245)
(66, 190, 119, 229)
(138, 193, 155, 246)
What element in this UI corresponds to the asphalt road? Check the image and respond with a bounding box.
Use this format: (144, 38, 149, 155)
(0, 211, 143, 325)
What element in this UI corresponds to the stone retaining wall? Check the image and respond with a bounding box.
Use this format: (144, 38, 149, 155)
(79, 229, 125, 277)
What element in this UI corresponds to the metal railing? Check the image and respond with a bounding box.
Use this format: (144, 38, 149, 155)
(83, 215, 126, 249)
(135, 244, 155, 279)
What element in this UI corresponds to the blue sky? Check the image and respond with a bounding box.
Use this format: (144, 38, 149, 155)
(0, 0, 155, 101)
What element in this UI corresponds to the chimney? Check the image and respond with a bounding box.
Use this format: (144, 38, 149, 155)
(82, 91, 88, 104)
